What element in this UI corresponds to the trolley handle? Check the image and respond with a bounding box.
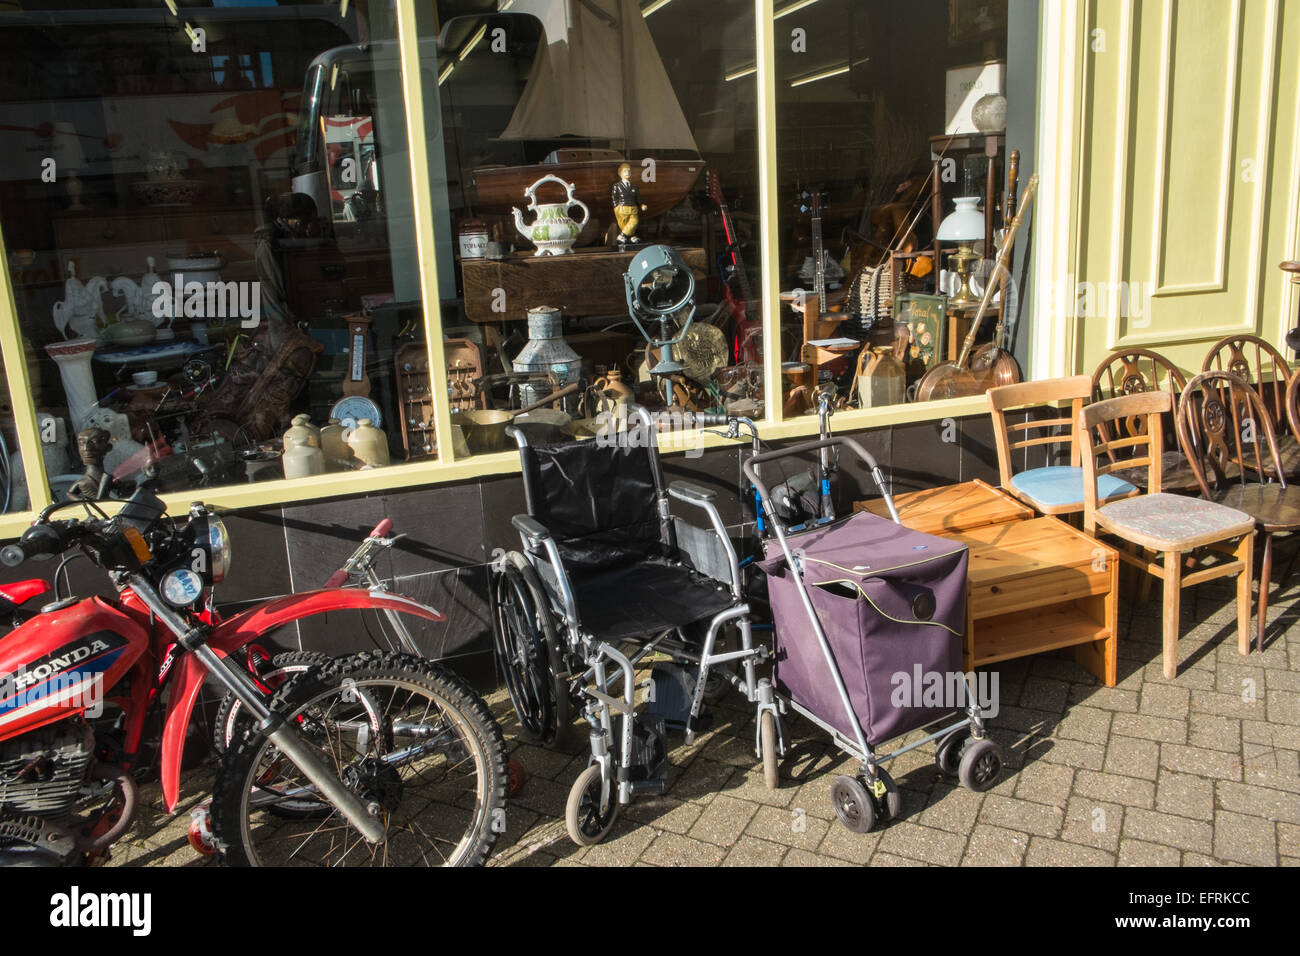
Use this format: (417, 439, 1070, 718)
(743, 436, 898, 524)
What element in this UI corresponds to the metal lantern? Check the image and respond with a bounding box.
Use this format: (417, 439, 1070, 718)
(623, 244, 696, 376)
(512, 305, 581, 408)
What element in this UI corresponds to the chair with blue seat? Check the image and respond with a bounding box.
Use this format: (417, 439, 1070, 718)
(987, 375, 1139, 517)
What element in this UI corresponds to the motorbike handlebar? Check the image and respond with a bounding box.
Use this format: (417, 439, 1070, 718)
(1, 522, 75, 567)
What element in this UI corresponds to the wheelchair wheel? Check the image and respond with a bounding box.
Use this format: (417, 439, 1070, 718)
(760, 710, 780, 790)
(829, 774, 875, 834)
(565, 764, 619, 846)
(491, 552, 569, 747)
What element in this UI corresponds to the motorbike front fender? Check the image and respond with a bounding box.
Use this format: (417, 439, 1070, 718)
(160, 589, 445, 811)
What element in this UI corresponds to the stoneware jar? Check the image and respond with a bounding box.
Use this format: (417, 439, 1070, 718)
(346, 418, 390, 468)
(281, 433, 324, 478)
(320, 417, 353, 471)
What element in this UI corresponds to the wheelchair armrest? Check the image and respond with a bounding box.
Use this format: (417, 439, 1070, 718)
(511, 514, 554, 541)
(668, 480, 717, 505)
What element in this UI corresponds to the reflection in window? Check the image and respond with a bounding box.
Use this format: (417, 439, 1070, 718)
(0, 0, 434, 504)
(430, 0, 765, 452)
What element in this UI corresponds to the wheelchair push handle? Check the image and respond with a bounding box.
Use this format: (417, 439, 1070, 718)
(743, 436, 899, 525)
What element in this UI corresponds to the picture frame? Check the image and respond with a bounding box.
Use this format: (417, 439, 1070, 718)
(893, 293, 948, 374)
(948, 0, 1008, 47)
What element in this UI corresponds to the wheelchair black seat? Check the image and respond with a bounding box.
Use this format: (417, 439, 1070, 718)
(561, 556, 735, 643)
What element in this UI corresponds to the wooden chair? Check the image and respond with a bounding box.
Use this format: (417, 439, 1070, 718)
(987, 375, 1139, 517)
(1202, 334, 1298, 478)
(1079, 391, 1255, 679)
(1176, 370, 1300, 649)
(1090, 347, 1198, 494)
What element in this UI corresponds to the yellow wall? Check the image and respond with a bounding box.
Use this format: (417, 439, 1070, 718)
(1071, 0, 1300, 379)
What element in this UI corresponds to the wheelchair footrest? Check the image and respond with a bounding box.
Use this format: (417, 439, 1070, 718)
(616, 713, 668, 785)
(629, 778, 667, 797)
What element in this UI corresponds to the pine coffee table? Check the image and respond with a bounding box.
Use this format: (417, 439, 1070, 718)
(858, 480, 1119, 686)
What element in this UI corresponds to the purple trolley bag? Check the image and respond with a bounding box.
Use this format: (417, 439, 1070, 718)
(759, 512, 969, 747)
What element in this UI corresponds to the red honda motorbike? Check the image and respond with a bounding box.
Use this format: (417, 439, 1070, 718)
(0, 487, 506, 866)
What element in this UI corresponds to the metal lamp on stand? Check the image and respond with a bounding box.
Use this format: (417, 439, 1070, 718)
(937, 196, 985, 310)
(623, 244, 696, 406)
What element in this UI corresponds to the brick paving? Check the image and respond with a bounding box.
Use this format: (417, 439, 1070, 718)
(108, 578, 1297, 867)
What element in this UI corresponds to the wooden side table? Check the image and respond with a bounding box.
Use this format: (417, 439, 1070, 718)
(855, 478, 1032, 535)
(859, 481, 1118, 686)
(951, 517, 1118, 686)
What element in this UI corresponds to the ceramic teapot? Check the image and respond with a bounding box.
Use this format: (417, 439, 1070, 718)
(512, 174, 589, 257)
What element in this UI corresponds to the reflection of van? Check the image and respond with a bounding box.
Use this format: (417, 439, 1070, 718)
(290, 42, 442, 231)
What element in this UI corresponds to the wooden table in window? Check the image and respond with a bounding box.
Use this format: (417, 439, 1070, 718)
(858, 480, 1118, 686)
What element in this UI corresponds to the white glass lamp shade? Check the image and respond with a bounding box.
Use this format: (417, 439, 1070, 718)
(936, 197, 985, 242)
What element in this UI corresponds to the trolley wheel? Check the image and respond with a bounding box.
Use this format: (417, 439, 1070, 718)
(829, 774, 876, 834)
(934, 727, 970, 778)
(565, 764, 619, 847)
(957, 738, 1003, 792)
(872, 767, 902, 822)
(760, 710, 780, 790)
(491, 552, 569, 748)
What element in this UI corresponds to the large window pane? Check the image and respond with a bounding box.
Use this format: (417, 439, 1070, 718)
(0, 0, 437, 502)
(420, 0, 766, 452)
(774, 0, 1032, 414)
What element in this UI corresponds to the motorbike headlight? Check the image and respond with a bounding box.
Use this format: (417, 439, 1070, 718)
(188, 505, 231, 584)
(161, 567, 205, 607)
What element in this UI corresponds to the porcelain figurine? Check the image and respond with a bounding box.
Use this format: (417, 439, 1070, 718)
(52, 261, 106, 341)
(612, 163, 646, 247)
(512, 174, 589, 256)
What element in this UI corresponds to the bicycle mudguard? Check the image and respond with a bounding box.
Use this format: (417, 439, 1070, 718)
(160, 589, 445, 811)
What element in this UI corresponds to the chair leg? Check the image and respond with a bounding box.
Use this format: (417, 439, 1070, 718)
(1236, 533, 1255, 657)
(1256, 532, 1273, 653)
(1161, 550, 1182, 680)
(1137, 547, 1154, 605)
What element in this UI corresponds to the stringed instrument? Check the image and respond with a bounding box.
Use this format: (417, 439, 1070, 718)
(707, 170, 761, 364)
(969, 149, 1023, 387)
(914, 173, 1039, 401)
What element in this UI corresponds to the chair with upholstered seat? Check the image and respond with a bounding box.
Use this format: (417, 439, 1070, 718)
(1090, 347, 1200, 494)
(1176, 370, 1300, 649)
(987, 375, 1139, 517)
(1079, 390, 1255, 679)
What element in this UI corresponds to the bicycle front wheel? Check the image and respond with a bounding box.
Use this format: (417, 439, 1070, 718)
(211, 651, 507, 867)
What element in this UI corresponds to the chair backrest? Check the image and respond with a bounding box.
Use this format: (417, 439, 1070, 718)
(1090, 347, 1187, 448)
(1202, 334, 1292, 434)
(986, 375, 1094, 485)
(1078, 390, 1171, 534)
(1287, 372, 1300, 445)
(1176, 370, 1287, 497)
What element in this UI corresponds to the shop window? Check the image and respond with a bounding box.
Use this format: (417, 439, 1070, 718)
(419, 0, 766, 454)
(774, 0, 1036, 415)
(0, 0, 438, 504)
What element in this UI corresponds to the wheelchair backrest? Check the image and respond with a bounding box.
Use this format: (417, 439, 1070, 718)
(519, 439, 670, 568)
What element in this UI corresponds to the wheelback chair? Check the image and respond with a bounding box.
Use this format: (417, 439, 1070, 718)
(490, 407, 781, 845)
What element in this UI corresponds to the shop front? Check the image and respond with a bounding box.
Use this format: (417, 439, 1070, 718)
(0, 0, 1296, 664)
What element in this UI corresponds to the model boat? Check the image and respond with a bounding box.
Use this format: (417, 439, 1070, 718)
(471, 0, 703, 242)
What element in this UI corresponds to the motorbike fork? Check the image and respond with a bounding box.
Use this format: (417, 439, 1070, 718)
(129, 577, 388, 846)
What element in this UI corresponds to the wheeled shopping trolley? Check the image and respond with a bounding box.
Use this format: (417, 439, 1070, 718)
(745, 435, 1004, 834)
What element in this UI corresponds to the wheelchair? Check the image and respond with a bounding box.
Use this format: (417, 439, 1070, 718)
(490, 406, 781, 846)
